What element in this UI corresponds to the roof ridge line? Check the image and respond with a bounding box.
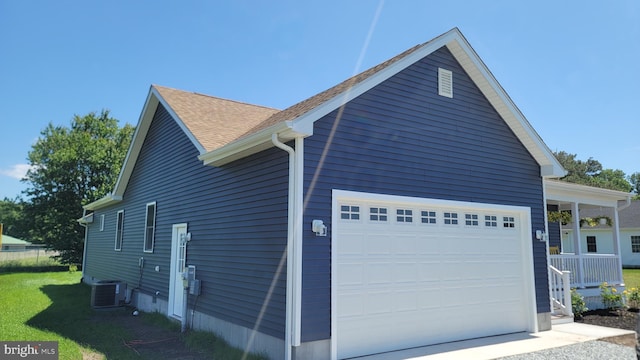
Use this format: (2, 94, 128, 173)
(152, 84, 281, 111)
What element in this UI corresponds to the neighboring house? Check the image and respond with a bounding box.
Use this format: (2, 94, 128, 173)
(81, 28, 570, 360)
(0, 235, 31, 251)
(557, 199, 640, 267)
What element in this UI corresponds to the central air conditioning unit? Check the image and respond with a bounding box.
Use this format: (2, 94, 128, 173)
(91, 280, 126, 308)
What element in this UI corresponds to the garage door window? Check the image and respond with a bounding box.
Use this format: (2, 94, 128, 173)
(485, 215, 498, 227)
(341, 205, 360, 220)
(396, 209, 413, 223)
(465, 213, 479, 226)
(444, 212, 459, 225)
(503, 216, 516, 228)
(369, 207, 388, 222)
(421, 210, 437, 224)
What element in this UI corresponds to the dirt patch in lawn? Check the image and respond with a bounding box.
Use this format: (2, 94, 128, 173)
(87, 307, 211, 360)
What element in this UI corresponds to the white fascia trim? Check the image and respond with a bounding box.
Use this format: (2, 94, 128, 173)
(76, 212, 94, 224)
(84, 193, 123, 211)
(199, 122, 295, 166)
(109, 90, 158, 198)
(444, 32, 566, 178)
(109, 86, 208, 200)
(291, 32, 455, 134)
(545, 180, 632, 207)
(152, 87, 207, 155)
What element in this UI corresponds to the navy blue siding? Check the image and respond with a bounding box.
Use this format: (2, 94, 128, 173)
(301, 47, 548, 341)
(84, 104, 289, 339)
(547, 205, 562, 248)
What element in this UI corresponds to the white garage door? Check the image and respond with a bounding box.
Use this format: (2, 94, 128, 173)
(331, 190, 536, 359)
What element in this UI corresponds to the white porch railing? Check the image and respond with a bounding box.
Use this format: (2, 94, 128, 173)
(549, 254, 622, 288)
(549, 265, 572, 316)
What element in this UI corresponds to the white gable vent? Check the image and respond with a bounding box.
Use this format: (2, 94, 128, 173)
(438, 68, 453, 98)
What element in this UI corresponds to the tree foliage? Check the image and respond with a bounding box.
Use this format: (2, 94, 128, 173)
(22, 110, 134, 264)
(0, 197, 29, 239)
(553, 151, 633, 193)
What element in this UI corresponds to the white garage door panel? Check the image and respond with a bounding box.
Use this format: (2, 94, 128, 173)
(333, 192, 535, 359)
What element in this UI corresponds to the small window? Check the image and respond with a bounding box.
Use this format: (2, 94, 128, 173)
(485, 215, 498, 227)
(100, 214, 105, 231)
(631, 236, 640, 253)
(341, 205, 360, 220)
(421, 210, 437, 224)
(587, 236, 597, 253)
(465, 213, 479, 226)
(503, 216, 516, 228)
(444, 212, 458, 225)
(115, 210, 124, 251)
(438, 68, 453, 98)
(144, 202, 156, 253)
(396, 209, 413, 223)
(370, 207, 388, 222)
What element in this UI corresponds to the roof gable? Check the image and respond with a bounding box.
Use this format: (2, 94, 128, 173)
(86, 28, 566, 210)
(199, 28, 565, 177)
(85, 85, 279, 210)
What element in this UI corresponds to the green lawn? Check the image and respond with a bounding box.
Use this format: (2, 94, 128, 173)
(623, 268, 640, 289)
(0, 271, 266, 360)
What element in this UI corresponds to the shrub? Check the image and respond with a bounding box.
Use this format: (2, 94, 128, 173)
(624, 287, 640, 310)
(600, 282, 623, 309)
(571, 288, 588, 318)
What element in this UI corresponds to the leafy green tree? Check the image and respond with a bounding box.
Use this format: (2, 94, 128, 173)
(594, 169, 632, 193)
(553, 151, 632, 192)
(22, 110, 134, 264)
(0, 197, 28, 239)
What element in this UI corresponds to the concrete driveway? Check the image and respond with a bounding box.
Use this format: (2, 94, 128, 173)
(354, 323, 635, 360)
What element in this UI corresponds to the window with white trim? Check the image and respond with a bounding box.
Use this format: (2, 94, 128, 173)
(503, 216, 515, 228)
(100, 214, 105, 231)
(396, 209, 413, 223)
(341, 205, 360, 220)
(369, 207, 388, 222)
(485, 215, 498, 227)
(465, 213, 479, 226)
(632, 236, 640, 253)
(444, 212, 458, 225)
(587, 236, 597, 253)
(115, 210, 124, 251)
(421, 210, 437, 224)
(144, 202, 156, 253)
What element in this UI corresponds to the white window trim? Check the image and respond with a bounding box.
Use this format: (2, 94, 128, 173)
(100, 214, 105, 231)
(115, 210, 124, 251)
(144, 202, 157, 253)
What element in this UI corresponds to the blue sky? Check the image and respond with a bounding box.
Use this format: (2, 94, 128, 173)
(0, 1, 638, 200)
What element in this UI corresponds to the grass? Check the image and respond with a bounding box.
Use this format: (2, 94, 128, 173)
(0, 271, 267, 359)
(0, 256, 70, 273)
(623, 268, 640, 288)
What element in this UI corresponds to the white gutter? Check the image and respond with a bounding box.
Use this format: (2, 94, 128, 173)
(618, 196, 632, 211)
(271, 133, 303, 359)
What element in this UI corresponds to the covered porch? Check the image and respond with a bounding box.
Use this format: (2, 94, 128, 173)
(545, 180, 632, 311)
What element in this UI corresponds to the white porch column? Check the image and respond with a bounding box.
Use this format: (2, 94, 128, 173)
(572, 202, 585, 287)
(613, 207, 624, 285)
